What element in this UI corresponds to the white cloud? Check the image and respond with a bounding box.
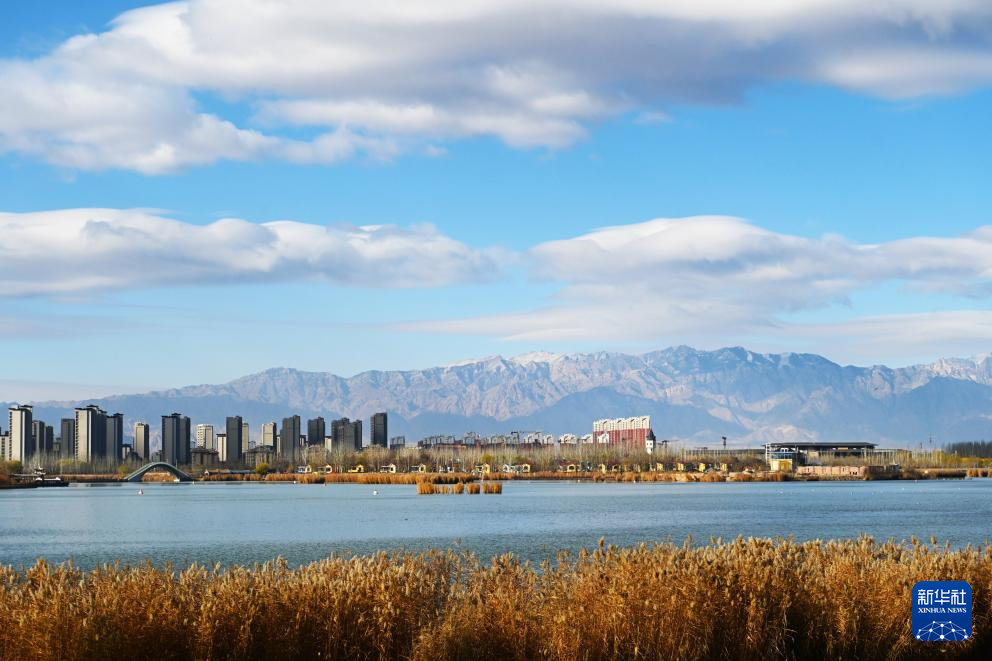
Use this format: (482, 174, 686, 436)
(1, 0, 991, 171)
(0, 209, 500, 295)
(778, 310, 992, 365)
(408, 216, 992, 352)
(3, 208, 992, 362)
(0, 56, 395, 173)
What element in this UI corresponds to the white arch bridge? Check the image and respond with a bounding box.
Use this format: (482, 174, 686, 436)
(123, 462, 194, 483)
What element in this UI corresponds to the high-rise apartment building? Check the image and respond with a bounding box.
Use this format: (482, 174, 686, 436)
(31, 420, 43, 456)
(161, 413, 190, 465)
(32, 419, 52, 456)
(106, 413, 124, 464)
(59, 418, 75, 459)
(370, 412, 388, 448)
(8, 405, 33, 462)
(279, 415, 300, 461)
(331, 417, 362, 452)
(179, 415, 190, 464)
(224, 416, 243, 465)
(242, 422, 250, 453)
(307, 417, 325, 447)
(75, 405, 107, 464)
(133, 422, 149, 460)
(195, 424, 215, 450)
(261, 422, 277, 448)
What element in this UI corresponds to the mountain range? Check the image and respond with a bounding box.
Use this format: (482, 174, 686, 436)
(11, 346, 992, 448)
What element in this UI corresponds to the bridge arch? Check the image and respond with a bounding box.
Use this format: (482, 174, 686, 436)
(123, 462, 194, 483)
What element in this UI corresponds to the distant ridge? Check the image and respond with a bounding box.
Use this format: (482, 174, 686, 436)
(11, 346, 992, 447)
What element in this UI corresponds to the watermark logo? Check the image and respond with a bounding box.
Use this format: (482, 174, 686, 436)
(912, 581, 971, 641)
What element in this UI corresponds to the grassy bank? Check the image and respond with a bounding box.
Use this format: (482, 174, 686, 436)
(0, 538, 988, 660)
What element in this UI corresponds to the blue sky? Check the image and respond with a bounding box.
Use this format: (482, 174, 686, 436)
(1, 1, 991, 396)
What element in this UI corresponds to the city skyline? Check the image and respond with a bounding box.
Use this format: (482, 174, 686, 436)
(0, 1, 990, 397)
(1, 404, 394, 464)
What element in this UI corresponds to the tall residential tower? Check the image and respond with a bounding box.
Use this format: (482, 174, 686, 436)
(106, 413, 124, 464)
(223, 416, 243, 464)
(332, 417, 362, 452)
(133, 422, 150, 460)
(307, 417, 325, 447)
(75, 405, 107, 464)
(195, 424, 215, 450)
(280, 415, 300, 461)
(161, 413, 190, 465)
(370, 412, 388, 448)
(261, 422, 277, 448)
(7, 405, 33, 462)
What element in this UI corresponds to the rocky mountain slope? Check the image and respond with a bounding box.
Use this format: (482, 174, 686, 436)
(16, 346, 992, 447)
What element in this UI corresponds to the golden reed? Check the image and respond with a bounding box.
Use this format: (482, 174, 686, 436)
(417, 479, 502, 495)
(0, 538, 988, 660)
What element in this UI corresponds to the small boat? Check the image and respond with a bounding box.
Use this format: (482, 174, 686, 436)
(38, 477, 69, 487)
(138, 489, 144, 495)
(372, 490, 379, 496)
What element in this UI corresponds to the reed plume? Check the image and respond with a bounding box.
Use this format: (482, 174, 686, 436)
(1, 538, 987, 660)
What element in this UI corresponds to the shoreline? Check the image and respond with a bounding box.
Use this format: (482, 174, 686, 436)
(55, 466, 986, 485)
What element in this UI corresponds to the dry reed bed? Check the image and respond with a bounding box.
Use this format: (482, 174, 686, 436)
(0, 538, 988, 661)
(56, 474, 119, 483)
(236, 468, 985, 485)
(141, 472, 187, 483)
(200, 474, 261, 482)
(490, 471, 787, 483)
(248, 471, 763, 485)
(416, 480, 502, 494)
(898, 468, 969, 480)
(262, 472, 478, 485)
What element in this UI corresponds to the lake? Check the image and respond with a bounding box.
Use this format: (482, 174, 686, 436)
(1, 479, 990, 569)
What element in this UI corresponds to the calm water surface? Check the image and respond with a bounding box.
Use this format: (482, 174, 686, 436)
(1, 480, 990, 569)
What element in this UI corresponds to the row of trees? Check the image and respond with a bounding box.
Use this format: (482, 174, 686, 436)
(260, 445, 768, 474)
(945, 440, 992, 458)
(13, 442, 991, 476)
(11, 445, 764, 475)
(7, 453, 136, 475)
(260, 445, 992, 473)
